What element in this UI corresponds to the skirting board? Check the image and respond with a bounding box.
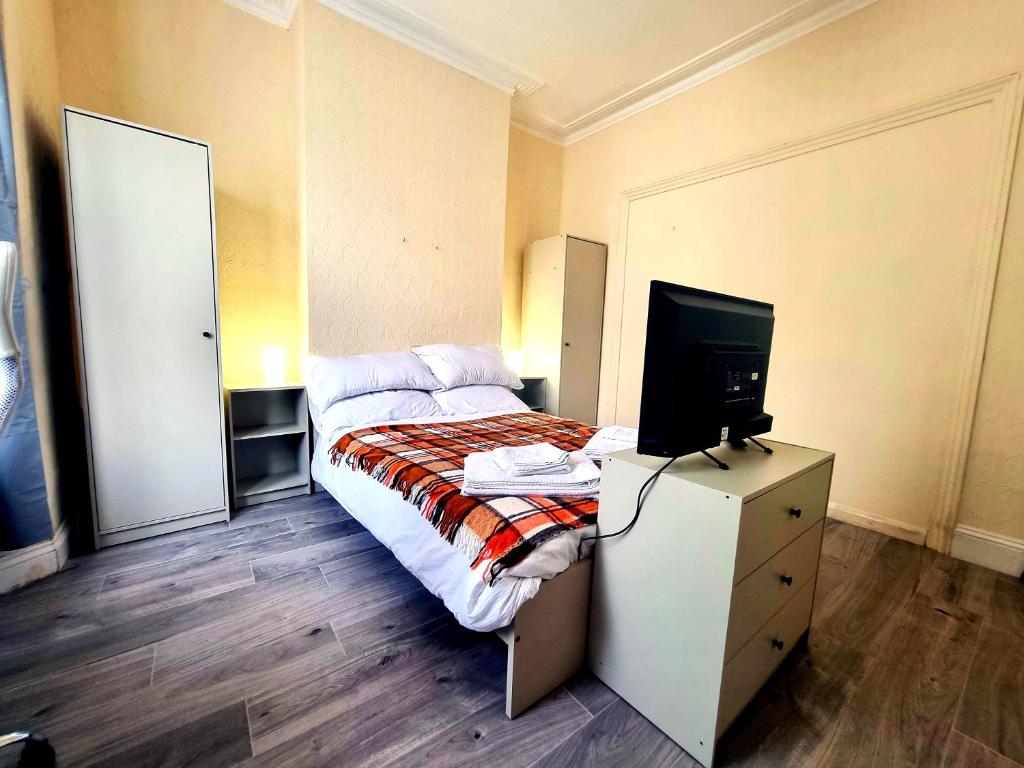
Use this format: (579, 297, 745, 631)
(0, 522, 70, 595)
(827, 502, 927, 546)
(951, 525, 1024, 577)
(98, 508, 229, 548)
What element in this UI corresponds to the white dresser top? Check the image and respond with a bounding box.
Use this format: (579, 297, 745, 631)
(605, 439, 834, 502)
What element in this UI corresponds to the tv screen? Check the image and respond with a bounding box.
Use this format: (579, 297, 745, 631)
(637, 281, 774, 461)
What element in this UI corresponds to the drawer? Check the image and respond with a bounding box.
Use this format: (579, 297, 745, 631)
(716, 581, 815, 737)
(734, 460, 832, 583)
(724, 519, 823, 661)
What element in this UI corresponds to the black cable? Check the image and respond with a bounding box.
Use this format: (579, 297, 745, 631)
(577, 455, 678, 559)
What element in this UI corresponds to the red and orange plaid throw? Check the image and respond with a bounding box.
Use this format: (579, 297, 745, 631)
(329, 412, 598, 581)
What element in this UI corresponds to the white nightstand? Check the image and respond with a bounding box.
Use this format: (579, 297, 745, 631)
(588, 440, 835, 767)
(226, 386, 312, 509)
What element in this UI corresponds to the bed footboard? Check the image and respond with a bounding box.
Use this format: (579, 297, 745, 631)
(495, 558, 592, 718)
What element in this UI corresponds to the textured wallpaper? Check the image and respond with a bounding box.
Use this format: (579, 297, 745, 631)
(305, 3, 510, 357)
(52, 0, 508, 376)
(54, 0, 303, 388)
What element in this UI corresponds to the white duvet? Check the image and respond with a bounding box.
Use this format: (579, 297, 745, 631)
(311, 408, 596, 632)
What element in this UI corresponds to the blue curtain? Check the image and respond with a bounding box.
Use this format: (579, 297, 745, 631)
(0, 38, 53, 550)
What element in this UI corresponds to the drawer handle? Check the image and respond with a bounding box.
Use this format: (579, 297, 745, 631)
(771, 638, 785, 651)
(780, 574, 793, 586)
(789, 507, 802, 519)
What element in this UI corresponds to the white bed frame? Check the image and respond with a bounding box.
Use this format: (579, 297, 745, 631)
(495, 558, 592, 717)
(311, 422, 593, 718)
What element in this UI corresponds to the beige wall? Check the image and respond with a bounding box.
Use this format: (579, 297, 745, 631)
(502, 126, 563, 349)
(561, 0, 1024, 542)
(615, 98, 1009, 543)
(2, 0, 511, 539)
(53, 0, 302, 387)
(2, 0, 67, 532)
(304, 2, 510, 357)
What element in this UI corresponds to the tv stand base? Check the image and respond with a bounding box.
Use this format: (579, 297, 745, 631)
(700, 450, 730, 470)
(728, 437, 774, 454)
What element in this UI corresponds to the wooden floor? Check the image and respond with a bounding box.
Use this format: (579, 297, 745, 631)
(0, 492, 1021, 768)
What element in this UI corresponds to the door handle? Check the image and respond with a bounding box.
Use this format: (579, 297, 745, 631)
(563, 341, 571, 347)
(202, 331, 213, 339)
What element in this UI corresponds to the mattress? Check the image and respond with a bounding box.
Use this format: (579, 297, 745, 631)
(311, 409, 595, 632)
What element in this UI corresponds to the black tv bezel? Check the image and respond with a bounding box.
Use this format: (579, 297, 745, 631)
(636, 280, 775, 459)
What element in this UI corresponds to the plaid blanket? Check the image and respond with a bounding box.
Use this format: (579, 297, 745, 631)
(329, 412, 599, 582)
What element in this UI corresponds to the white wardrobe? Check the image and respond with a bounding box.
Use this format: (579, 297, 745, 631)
(63, 108, 228, 548)
(521, 235, 607, 424)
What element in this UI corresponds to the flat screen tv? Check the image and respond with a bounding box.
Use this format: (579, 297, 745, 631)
(637, 281, 774, 466)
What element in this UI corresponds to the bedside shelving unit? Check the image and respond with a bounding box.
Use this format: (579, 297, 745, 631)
(227, 386, 312, 509)
(520, 376, 547, 413)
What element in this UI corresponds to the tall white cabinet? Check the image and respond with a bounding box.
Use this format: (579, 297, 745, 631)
(63, 108, 228, 548)
(521, 235, 606, 424)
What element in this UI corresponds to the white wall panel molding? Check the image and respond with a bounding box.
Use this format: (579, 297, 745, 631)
(227, 0, 877, 143)
(603, 75, 1023, 552)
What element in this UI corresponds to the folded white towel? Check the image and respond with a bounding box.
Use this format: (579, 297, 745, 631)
(492, 443, 570, 477)
(462, 450, 600, 498)
(583, 425, 639, 459)
(495, 461, 571, 477)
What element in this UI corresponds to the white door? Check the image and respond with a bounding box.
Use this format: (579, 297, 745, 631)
(65, 110, 226, 532)
(559, 238, 606, 424)
(522, 236, 567, 415)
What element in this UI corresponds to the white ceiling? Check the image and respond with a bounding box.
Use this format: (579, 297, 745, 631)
(230, 0, 877, 144)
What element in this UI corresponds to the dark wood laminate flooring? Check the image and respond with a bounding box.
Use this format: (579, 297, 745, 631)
(1, 492, 1021, 767)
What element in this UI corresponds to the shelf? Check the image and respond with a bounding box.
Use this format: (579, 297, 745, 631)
(229, 384, 306, 393)
(236, 469, 308, 497)
(233, 423, 306, 441)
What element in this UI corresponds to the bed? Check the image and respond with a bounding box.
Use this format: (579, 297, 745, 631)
(312, 403, 599, 717)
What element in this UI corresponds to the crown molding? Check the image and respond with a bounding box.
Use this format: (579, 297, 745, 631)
(315, 0, 544, 96)
(560, 0, 878, 145)
(222, 0, 299, 28)
(510, 109, 564, 146)
(506, 0, 879, 147)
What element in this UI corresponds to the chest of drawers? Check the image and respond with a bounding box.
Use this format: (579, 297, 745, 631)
(589, 441, 834, 767)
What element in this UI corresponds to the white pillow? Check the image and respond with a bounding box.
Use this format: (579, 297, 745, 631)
(411, 344, 523, 391)
(319, 390, 442, 437)
(432, 385, 530, 416)
(303, 352, 441, 414)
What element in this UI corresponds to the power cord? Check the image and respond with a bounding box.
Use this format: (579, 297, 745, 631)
(578, 455, 678, 559)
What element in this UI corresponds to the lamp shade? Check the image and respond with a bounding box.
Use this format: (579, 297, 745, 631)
(261, 346, 286, 386)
